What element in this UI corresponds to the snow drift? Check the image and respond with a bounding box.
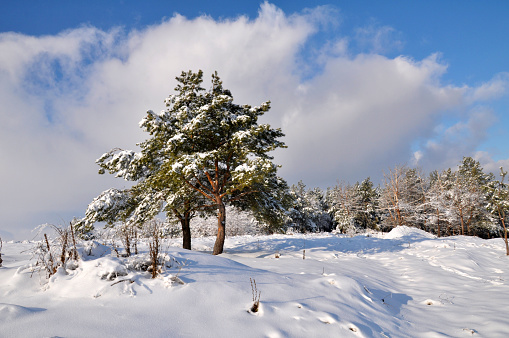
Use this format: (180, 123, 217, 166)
(0, 229, 508, 337)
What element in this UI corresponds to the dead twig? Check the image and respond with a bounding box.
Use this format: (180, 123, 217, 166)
(44, 233, 57, 276)
(250, 278, 261, 312)
(111, 279, 134, 286)
(70, 221, 79, 261)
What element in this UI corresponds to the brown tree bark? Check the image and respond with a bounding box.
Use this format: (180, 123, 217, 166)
(498, 208, 509, 256)
(459, 207, 465, 236)
(436, 209, 441, 237)
(383, 166, 405, 228)
(181, 215, 192, 250)
(213, 202, 226, 255)
(124, 229, 131, 257)
(173, 199, 194, 251)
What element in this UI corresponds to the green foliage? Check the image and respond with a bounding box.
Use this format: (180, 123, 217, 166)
(486, 167, 509, 245)
(447, 157, 492, 235)
(83, 70, 289, 253)
(144, 71, 286, 200)
(486, 168, 509, 216)
(232, 175, 293, 233)
(352, 178, 380, 230)
(288, 181, 333, 233)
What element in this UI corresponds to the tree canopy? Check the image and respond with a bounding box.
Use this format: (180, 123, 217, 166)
(81, 70, 289, 254)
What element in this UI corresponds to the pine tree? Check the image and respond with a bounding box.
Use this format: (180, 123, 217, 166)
(91, 70, 287, 255)
(232, 175, 292, 234)
(353, 177, 380, 230)
(307, 187, 334, 232)
(327, 182, 357, 233)
(446, 157, 491, 236)
(81, 165, 202, 249)
(401, 168, 428, 228)
(288, 181, 311, 232)
(486, 167, 509, 254)
(287, 182, 333, 233)
(426, 170, 451, 237)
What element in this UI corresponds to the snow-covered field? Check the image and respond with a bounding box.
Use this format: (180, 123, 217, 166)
(1, 227, 508, 337)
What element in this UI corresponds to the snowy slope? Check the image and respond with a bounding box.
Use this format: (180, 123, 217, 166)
(1, 227, 508, 337)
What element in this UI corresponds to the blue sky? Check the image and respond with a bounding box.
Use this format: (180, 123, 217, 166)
(1, 1, 508, 239)
(2, 1, 507, 84)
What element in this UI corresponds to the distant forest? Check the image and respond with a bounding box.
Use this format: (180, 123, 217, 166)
(286, 156, 508, 239)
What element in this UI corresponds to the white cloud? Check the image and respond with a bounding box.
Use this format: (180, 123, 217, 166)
(354, 22, 404, 54)
(411, 108, 497, 172)
(0, 3, 507, 239)
(473, 151, 509, 177)
(468, 73, 509, 102)
(276, 53, 467, 185)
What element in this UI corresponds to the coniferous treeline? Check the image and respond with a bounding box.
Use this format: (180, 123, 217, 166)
(286, 157, 508, 240)
(78, 155, 509, 256)
(76, 70, 508, 256)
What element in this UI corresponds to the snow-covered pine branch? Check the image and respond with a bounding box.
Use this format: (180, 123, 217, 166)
(83, 70, 289, 253)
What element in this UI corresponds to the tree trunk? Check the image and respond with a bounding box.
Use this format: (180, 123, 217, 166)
(436, 208, 441, 238)
(499, 208, 509, 256)
(124, 229, 131, 257)
(396, 207, 403, 227)
(503, 220, 509, 256)
(466, 209, 473, 236)
(213, 201, 226, 255)
(459, 208, 465, 236)
(180, 215, 192, 250)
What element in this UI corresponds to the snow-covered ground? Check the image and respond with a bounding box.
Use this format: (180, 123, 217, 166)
(1, 227, 508, 337)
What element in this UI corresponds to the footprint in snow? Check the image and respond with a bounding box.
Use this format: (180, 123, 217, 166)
(318, 315, 336, 324)
(339, 322, 361, 335)
(424, 299, 435, 306)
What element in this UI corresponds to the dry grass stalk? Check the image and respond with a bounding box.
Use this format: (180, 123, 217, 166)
(250, 278, 261, 312)
(44, 233, 57, 276)
(69, 222, 79, 261)
(148, 220, 161, 278)
(31, 223, 81, 278)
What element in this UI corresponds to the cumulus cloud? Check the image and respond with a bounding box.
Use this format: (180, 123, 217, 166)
(276, 53, 467, 186)
(354, 22, 404, 54)
(411, 108, 497, 172)
(0, 2, 507, 239)
(473, 151, 509, 177)
(468, 73, 509, 102)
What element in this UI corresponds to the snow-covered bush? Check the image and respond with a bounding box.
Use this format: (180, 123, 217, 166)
(94, 221, 140, 258)
(287, 181, 334, 233)
(191, 205, 266, 237)
(82, 241, 111, 258)
(96, 257, 129, 281)
(146, 219, 162, 278)
(27, 223, 80, 278)
(93, 253, 179, 281)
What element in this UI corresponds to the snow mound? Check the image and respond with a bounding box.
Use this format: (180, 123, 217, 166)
(2, 233, 508, 337)
(82, 241, 111, 258)
(95, 257, 128, 280)
(0, 303, 45, 321)
(384, 226, 436, 240)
